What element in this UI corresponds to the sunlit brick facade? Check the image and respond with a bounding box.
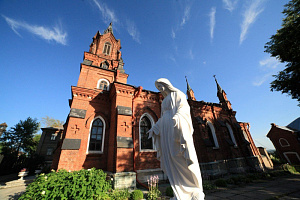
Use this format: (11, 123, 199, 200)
(52, 24, 264, 188)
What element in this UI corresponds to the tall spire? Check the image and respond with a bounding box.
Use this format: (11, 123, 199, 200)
(185, 76, 196, 100)
(104, 22, 113, 34)
(185, 76, 192, 91)
(213, 75, 223, 93)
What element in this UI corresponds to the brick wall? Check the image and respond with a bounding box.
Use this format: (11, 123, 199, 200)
(267, 124, 300, 164)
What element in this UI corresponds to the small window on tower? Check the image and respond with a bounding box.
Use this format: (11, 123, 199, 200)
(50, 134, 56, 141)
(103, 42, 111, 55)
(97, 79, 110, 91)
(100, 81, 108, 90)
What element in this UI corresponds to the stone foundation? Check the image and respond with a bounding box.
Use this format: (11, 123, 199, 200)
(136, 168, 168, 183)
(106, 156, 264, 188)
(200, 156, 263, 178)
(107, 171, 136, 190)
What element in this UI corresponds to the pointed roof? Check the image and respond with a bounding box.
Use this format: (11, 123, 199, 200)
(104, 22, 113, 34)
(93, 31, 100, 39)
(213, 75, 223, 93)
(287, 117, 300, 131)
(185, 76, 192, 91)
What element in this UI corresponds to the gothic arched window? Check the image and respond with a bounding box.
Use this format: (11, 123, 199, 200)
(140, 114, 154, 150)
(207, 121, 219, 148)
(88, 117, 105, 153)
(225, 123, 237, 147)
(103, 42, 111, 55)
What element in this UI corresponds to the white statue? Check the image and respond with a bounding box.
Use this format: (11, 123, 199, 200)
(148, 78, 205, 200)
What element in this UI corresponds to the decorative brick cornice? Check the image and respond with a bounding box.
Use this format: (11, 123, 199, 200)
(114, 83, 135, 96)
(71, 86, 108, 101)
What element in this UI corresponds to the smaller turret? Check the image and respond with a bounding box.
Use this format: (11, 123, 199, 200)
(185, 76, 196, 101)
(104, 22, 113, 34)
(213, 75, 232, 111)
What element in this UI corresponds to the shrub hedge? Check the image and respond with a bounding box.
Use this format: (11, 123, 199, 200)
(19, 168, 111, 200)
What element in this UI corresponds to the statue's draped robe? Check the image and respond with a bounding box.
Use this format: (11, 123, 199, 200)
(149, 91, 205, 200)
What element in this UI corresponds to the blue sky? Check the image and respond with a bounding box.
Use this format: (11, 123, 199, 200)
(0, 0, 298, 150)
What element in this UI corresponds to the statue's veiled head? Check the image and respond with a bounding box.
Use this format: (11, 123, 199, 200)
(155, 78, 178, 97)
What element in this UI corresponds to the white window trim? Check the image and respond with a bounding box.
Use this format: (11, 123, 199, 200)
(86, 116, 106, 154)
(226, 123, 237, 147)
(97, 78, 110, 91)
(139, 113, 156, 152)
(50, 134, 56, 141)
(279, 138, 290, 147)
(207, 121, 219, 149)
(283, 152, 300, 164)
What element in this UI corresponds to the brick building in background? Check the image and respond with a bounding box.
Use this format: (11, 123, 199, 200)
(267, 118, 300, 165)
(51, 24, 265, 189)
(36, 127, 63, 168)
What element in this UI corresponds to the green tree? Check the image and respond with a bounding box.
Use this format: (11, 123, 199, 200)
(0, 117, 40, 156)
(0, 117, 40, 174)
(41, 116, 64, 128)
(264, 0, 300, 106)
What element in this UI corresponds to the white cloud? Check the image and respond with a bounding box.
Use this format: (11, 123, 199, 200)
(253, 57, 283, 86)
(126, 19, 141, 44)
(3, 15, 67, 45)
(171, 29, 176, 39)
(240, 0, 264, 44)
(222, 0, 238, 12)
(188, 49, 194, 60)
(168, 55, 176, 63)
(253, 72, 273, 86)
(259, 57, 281, 70)
(209, 7, 216, 40)
(91, 0, 141, 44)
(92, 0, 118, 24)
(180, 5, 191, 27)
(171, 4, 191, 40)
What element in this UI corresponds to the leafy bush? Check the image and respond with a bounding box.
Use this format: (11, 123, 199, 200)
(246, 173, 260, 180)
(214, 179, 227, 187)
(231, 176, 243, 185)
(131, 189, 144, 200)
(19, 168, 112, 200)
(281, 164, 300, 174)
(108, 189, 130, 200)
(203, 181, 216, 190)
(165, 186, 174, 197)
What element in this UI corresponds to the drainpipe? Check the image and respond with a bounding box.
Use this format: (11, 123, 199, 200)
(132, 86, 148, 189)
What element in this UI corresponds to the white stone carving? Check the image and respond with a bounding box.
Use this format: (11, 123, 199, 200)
(148, 78, 205, 200)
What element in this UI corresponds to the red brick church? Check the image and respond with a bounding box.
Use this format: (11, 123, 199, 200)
(50, 24, 264, 188)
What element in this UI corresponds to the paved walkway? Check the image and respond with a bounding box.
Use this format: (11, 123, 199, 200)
(205, 174, 300, 200)
(0, 174, 299, 199)
(0, 185, 26, 200)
